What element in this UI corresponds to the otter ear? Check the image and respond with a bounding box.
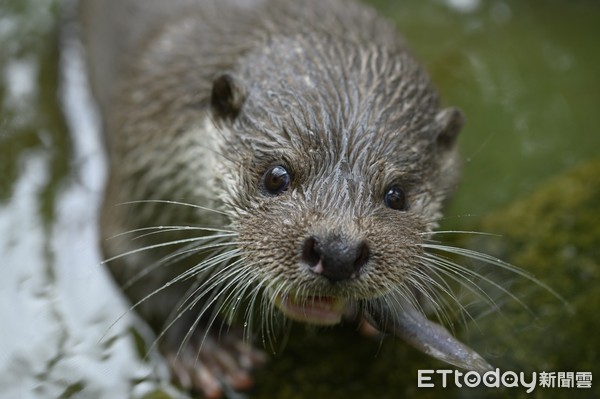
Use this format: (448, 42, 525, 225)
(211, 74, 246, 120)
(434, 107, 464, 149)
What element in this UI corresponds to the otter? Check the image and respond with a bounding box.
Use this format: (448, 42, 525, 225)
(80, 0, 491, 396)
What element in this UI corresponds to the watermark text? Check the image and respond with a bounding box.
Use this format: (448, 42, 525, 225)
(417, 369, 592, 393)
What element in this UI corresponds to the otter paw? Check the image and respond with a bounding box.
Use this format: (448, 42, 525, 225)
(166, 333, 267, 398)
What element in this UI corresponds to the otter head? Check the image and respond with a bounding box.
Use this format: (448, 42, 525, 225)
(208, 36, 464, 326)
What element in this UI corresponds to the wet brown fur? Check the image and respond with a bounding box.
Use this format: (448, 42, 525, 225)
(81, 0, 463, 377)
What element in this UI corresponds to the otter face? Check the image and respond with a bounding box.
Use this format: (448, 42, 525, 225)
(208, 41, 463, 326)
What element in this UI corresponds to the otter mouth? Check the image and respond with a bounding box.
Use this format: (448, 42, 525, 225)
(274, 294, 347, 325)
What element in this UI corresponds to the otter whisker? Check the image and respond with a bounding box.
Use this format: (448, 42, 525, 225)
(392, 278, 459, 334)
(241, 270, 280, 345)
(261, 276, 291, 352)
(166, 249, 246, 318)
(423, 253, 514, 307)
(420, 251, 532, 318)
(223, 266, 278, 348)
(261, 280, 282, 351)
(99, 239, 238, 344)
(413, 260, 460, 309)
(417, 230, 499, 238)
(404, 268, 462, 329)
(182, 247, 246, 282)
(130, 227, 214, 241)
(102, 234, 236, 265)
(117, 199, 230, 217)
(416, 259, 485, 329)
(176, 264, 251, 337)
(363, 288, 415, 335)
(222, 269, 261, 326)
(129, 248, 243, 330)
(403, 272, 445, 315)
(200, 265, 255, 322)
(192, 267, 266, 356)
(122, 238, 240, 290)
(242, 280, 262, 344)
(423, 244, 517, 277)
(109, 225, 238, 241)
(384, 285, 422, 318)
(152, 258, 252, 359)
(190, 271, 253, 353)
(215, 269, 262, 337)
(422, 243, 566, 304)
(416, 254, 502, 319)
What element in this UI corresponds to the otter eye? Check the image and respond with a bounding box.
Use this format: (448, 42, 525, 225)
(384, 186, 408, 211)
(262, 165, 291, 195)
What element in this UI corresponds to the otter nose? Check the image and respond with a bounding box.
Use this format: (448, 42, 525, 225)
(302, 235, 370, 283)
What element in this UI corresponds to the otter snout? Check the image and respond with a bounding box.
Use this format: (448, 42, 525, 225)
(302, 235, 370, 282)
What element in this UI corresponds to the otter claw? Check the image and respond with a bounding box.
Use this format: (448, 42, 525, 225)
(165, 331, 266, 398)
(364, 300, 493, 373)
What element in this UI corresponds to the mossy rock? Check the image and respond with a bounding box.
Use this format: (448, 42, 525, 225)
(456, 158, 600, 398)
